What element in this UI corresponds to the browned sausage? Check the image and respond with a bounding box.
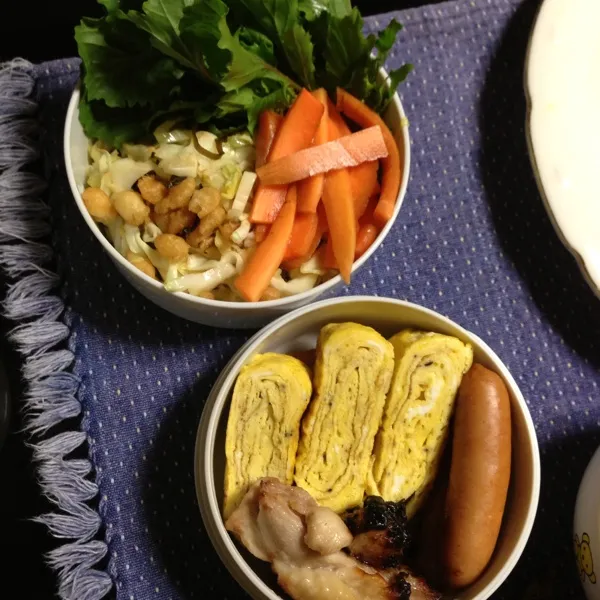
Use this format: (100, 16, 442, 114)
(443, 363, 512, 589)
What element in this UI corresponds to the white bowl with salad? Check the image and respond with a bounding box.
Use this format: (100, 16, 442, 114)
(64, 0, 412, 329)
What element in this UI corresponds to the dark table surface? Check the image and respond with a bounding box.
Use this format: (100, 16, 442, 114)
(0, 1, 446, 598)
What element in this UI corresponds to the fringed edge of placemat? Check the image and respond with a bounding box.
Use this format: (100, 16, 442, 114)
(0, 59, 112, 600)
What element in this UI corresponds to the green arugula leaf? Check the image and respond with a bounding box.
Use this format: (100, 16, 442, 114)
(128, 0, 206, 74)
(180, 0, 299, 91)
(298, 0, 351, 20)
(79, 94, 152, 148)
(282, 24, 316, 89)
(236, 27, 276, 64)
(76, 0, 411, 146)
(75, 12, 184, 109)
(231, 0, 297, 41)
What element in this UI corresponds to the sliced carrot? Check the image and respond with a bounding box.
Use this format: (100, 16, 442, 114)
(350, 160, 379, 220)
(256, 126, 388, 186)
(282, 211, 319, 261)
(355, 223, 379, 258)
(250, 89, 324, 224)
(281, 204, 327, 270)
(320, 117, 356, 283)
(297, 174, 324, 214)
(336, 88, 401, 228)
(328, 99, 380, 219)
(255, 110, 283, 168)
(297, 89, 329, 213)
(319, 237, 338, 270)
(254, 224, 269, 243)
(327, 99, 352, 136)
(235, 187, 297, 302)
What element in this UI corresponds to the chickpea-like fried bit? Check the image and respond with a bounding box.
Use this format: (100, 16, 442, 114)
(154, 233, 189, 262)
(153, 208, 197, 235)
(186, 233, 215, 253)
(155, 177, 196, 215)
(260, 286, 282, 301)
(200, 206, 227, 238)
(126, 250, 156, 279)
(137, 175, 167, 205)
(219, 221, 238, 241)
(186, 206, 226, 247)
(112, 190, 150, 226)
(82, 187, 117, 224)
(189, 187, 220, 218)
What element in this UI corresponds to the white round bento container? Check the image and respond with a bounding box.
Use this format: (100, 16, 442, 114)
(194, 296, 541, 600)
(63, 71, 411, 329)
(574, 445, 600, 600)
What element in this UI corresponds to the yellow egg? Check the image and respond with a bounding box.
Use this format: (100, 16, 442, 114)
(294, 322, 395, 513)
(223, 353, 312, 519)
(369, 329, 474, 517)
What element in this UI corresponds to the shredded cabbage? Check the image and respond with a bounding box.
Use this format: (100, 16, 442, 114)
(230, 219, 251, 245)
(165, 250, 245, 293)
(229, 172, 257, 219)
(142, 221, 162, 243)
(87, 125, 326, 301)
(270, 271, 319, 296)
(107, 158, 154, 194)
(299, 253, 327, 276)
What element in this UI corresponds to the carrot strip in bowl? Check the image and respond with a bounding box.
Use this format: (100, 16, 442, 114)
(236, 187, 297, 302)
(250, 89, 324, 224)
(355, 223, 379, 258)
(336, 87, 401, 228)
(255, 110, 283, 168)
(282, 212, 319, 261)
(255, 126, 388, 185)
(320, 117, 356, 283)
(281, 204, 328, 270)
(350, 160, 379, 219)
(297, 89, 329, 213)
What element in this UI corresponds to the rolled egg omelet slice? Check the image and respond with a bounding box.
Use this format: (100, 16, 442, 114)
(223, 353, 312, 519)
(369, 330, 473, 517)
(294, 323, 394, 513)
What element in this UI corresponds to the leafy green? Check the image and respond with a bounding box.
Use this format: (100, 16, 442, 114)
(75, 12, 184, 108)
(75, 0, 411, 147)
(236, 27, 276, 63)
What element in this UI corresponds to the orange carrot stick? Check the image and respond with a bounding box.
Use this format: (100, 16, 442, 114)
(250, 90, 324, 224)
(255, 110, 283, 168)
(327, 99, 352, 136)
(282, 204, 327, 270)
(336, 88, 401, 228)
(282, 212, 319, 261)
(236, 187, 297, 302)
(319, 236, 338, 270)
(321, 118, 356, 283)
(254, 224, 269, 243)
(297, 89, 329, 213)
(256, 126, 388, 185)
(355, 223, 379, 258)
(350, 160, 379, 219)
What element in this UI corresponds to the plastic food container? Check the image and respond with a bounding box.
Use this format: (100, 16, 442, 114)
(64, 73, 411, 329)
(194, 296, 541, 600)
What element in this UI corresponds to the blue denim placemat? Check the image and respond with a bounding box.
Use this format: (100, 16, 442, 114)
(3, 0, 600, 598)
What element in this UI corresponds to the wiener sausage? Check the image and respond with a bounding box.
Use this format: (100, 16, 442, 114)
(443, 363, 512, 589)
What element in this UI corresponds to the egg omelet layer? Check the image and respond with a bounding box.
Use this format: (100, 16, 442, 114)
(223, 353, 312, 519)
(369, 330, 473, 517)
(294, 323, 394, 513)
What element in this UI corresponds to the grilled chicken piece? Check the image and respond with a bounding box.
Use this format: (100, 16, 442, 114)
(226, 479, 441, 600)
(343, 496, 411, 569)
